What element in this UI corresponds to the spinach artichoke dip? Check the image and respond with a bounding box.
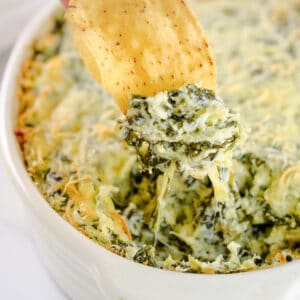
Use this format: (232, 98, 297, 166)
(16, 0, 300, 274)
(121, 84, 241, 179)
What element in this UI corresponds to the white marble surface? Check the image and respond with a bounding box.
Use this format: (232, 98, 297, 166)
(0, 1, 66, 299)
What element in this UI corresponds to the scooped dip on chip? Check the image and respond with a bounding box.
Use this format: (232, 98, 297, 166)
(121, 83, 242, 177)
(120, 83, 243, 203)
(16, 0, 300, 274)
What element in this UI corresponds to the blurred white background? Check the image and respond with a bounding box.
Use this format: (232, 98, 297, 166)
(0, 0, 66, 299)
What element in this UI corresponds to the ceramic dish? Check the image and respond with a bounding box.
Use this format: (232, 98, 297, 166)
(1, 2, 300, 300)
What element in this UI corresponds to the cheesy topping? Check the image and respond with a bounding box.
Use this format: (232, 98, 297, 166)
(121, 83, 242, 179)
(16, 0, 300, 274)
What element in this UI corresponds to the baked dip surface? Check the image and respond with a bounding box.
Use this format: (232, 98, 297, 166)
(16, 0, 300, 273)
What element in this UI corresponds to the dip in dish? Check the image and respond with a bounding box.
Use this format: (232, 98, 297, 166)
(16, 0, 300, 274)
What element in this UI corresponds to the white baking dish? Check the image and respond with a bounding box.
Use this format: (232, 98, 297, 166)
(0, 2, 299, 300)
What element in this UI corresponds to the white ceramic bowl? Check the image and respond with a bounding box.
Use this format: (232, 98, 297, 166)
(1, 3, 300, 300)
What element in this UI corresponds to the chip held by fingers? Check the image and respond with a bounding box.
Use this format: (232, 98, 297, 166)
(66, 0, 216, 113)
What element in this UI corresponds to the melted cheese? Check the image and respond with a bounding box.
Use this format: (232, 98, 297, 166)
(16, 0, 300, 273)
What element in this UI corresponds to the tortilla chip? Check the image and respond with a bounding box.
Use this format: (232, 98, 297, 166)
(66, 0, 216, 112)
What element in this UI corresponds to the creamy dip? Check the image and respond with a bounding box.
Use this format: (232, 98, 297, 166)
(16, 0, 300, 273)
(121, 83, 242, 178)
